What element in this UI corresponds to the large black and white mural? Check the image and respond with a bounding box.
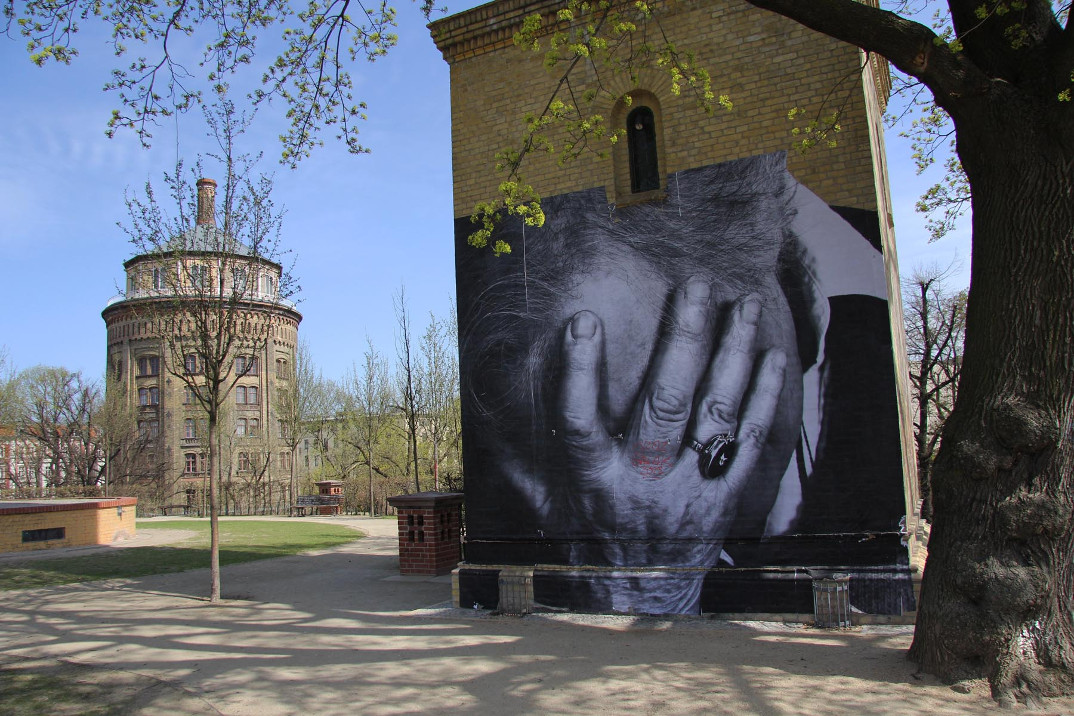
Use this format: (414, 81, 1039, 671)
(455, 152, 912, 615)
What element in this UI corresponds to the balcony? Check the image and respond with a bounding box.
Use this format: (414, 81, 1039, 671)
(107, 288, 296, 310)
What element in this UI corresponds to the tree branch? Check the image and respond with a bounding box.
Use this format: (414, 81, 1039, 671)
(743, 0, 991, 108)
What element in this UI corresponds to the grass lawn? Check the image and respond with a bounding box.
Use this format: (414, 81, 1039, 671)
(0, 520, 362, 591)
(0, 659, 131, 716)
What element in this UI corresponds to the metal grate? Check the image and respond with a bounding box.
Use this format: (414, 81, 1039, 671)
(812, 574, 851, 628)
(497, 567, 534, 615)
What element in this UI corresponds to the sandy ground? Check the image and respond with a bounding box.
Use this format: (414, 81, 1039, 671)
(1, 516, 1072, 715)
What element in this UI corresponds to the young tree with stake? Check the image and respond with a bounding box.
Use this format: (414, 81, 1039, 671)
(118, 100, 297, 602)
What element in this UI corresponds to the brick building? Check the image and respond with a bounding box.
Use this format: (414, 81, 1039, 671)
(432, 0, 920, 618)
(101, 179, 303, 514)
(0, 425, 106, 494)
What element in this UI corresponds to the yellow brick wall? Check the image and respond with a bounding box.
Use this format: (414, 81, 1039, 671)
(92, 500, 138, 544)
(0, 499, 138, 553)
(434, 0, 883, 219)
(431, 0, 922, 549)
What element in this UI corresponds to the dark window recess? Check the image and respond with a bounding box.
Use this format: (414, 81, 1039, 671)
(23, 527, 65, 543)
(627, 106, 660, 193)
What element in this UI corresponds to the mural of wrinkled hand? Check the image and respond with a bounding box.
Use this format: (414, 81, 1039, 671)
(553, 277, 787, 569)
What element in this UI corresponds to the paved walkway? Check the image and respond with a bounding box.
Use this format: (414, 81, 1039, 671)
(0, 516, 1068, 715)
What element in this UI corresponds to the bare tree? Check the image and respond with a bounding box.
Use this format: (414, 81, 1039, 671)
(340, 338, 396, 515)
(442, 303, 464, 493)
(0, 348, 18, 429)
(0, 350, 25, 492)
(231, 426, 273, 514)
(97, 369, 160, 497)
(904, 264, 966, 522)
(418, 312, 461, 492)
(393, 287, 421, 493)
(15, 367, 106, 491)
(276, 339, 319, 507)
(305, 376, 344, 482)
(120, 98, 295, 603)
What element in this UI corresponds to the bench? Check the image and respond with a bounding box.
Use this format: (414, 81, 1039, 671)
(290, 494, 342, 516)
(289, 505, 312, 516)
(159, 504, 192, 516)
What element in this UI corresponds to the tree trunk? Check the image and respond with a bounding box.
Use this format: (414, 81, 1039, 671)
(411, 421, 420, 494)
(367, 454, 375, 517)
(207, 413, 221, 603)
(908, 99, 1074, 703)
(433, 440, 439, 492)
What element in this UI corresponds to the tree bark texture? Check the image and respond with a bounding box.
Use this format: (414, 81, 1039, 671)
(742, 0, 1074, 701)
(908, 92, 1074, 701)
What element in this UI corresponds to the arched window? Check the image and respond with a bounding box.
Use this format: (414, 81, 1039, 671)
(236, 355, 258, 376)
(137, 356, 160, 377)
(627, 106, 660, 193)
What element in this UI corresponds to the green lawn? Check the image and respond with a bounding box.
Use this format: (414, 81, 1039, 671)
(0, 520, 362, 591)
(0, 660, 121, 716)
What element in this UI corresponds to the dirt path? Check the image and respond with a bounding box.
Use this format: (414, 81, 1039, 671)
(1, 516, 1070, 715)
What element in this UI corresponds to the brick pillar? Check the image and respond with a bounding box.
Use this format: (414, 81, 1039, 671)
(386, 492, 464, 575)
(315, 480, 343, 516)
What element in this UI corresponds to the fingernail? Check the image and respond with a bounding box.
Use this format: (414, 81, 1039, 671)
(684, 277, 711, 305)
(571, 311, 598, 340)
(740, 295, 761, 325)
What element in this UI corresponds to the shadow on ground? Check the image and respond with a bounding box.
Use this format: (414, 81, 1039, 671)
(0, 521, 1065, 715)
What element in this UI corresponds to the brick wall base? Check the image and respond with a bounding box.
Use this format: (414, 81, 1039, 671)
(0, 498, 138, 553)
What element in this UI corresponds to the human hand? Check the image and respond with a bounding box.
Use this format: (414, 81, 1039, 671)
(555, 277, 786, 568)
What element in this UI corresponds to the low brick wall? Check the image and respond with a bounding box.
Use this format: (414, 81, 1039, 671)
(0, 498, 138, 553)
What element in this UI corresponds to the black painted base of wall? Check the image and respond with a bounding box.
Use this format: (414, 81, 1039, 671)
(456, 563, 916, 617)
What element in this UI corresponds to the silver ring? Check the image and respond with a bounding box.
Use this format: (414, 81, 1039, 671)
(688, 433, 736, 479)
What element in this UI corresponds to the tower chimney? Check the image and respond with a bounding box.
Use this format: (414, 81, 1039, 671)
(196, 178, 217, 227)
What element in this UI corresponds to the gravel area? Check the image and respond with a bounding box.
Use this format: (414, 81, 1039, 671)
(2, 515, 1071, 715)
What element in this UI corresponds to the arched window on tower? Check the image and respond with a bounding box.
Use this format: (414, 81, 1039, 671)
(627, 106, 660, 193)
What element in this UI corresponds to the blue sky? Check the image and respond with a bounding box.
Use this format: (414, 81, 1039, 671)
(0, 1, 969, 383)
